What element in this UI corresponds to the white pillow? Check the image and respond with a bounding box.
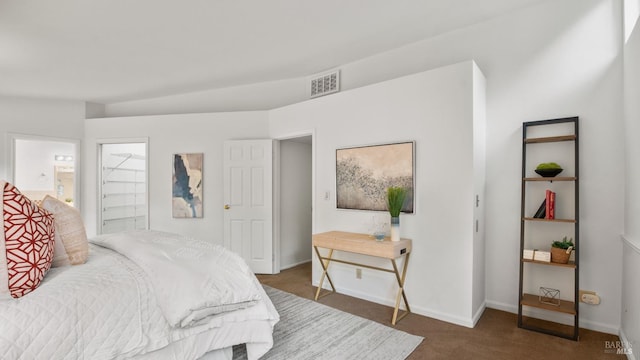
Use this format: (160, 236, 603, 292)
(41, 195, 88, 265)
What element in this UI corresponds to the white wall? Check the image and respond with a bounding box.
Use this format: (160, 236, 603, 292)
(269, 61, 485, 327)
(365, 0, 623, 334)
(94, 0, 626, 333)
(83, 111, 269, 242)
(485, 0, 624, 335)
(472, 63, 487, 323)
(6, 0, 624, 335)
(624, 2, 640, 249)
(104, 78, 308, 118)
(0, 96, 85, 197)
(273, 0, 625, 333)
(621, 241, 640, 359)
(622, 0, 640, 354)
(279, 140, 313, 269)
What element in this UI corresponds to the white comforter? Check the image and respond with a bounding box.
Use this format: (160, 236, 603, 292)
(0, 230, 279, 360)
(90, 230, 262, 328)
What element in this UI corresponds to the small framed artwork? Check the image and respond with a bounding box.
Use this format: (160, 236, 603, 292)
(172, 153, 203, 218)
(336, 141, 414, 213)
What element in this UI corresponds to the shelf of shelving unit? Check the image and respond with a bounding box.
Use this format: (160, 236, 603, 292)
(103, 204, 146, 210)
(103, 215, 146, 222)
(522, 259, 576, 269)
(518, 116, 579, 341)
(101, 151, 147, 234)
(103, 180, 145, 184)
(524, 135, 576, 144)
(522, 217, 576, 223)
(523, 177, 577, 182)
(102, 192, 145, 198)
(520, 293, 576, 315)
(104, 167, 144, 172)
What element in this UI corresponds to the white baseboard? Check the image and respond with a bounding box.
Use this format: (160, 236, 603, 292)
(280, 259, 311, 271)
(313, 279, 622, 334)
(485, 300, 516, 314)
(312, 280, 477, 328)
(410, 303, 476, 328)
(472, 301, 487, 327)
(485, 300, 619, 335)
(618, 328, 637, 360)
(619, 234, 639, 360)
(581, 318, 621, 336)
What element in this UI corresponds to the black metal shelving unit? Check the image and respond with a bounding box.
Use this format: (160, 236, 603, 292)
(518, 117, 579, 340)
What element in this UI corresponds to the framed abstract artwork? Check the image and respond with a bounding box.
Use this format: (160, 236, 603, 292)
(336, 141, 414, 213)
(172, 153, 203, 218)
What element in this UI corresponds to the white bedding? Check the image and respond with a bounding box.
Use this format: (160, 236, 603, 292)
(90, 230, 262, 328)
(0, 230, 279, 360)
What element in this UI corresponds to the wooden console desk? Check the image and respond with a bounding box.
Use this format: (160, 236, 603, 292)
(312, 231, 412, 325)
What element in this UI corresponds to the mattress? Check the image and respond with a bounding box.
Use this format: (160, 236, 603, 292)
(0, 231, 279, 360)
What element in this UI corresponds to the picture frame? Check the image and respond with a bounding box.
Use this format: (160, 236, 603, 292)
(172, 153, 203, 218)
(335, 141, 414, 213)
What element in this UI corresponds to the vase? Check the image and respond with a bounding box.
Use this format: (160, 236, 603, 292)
(550, 247, 571, 264)
(390, 216, 400, 242)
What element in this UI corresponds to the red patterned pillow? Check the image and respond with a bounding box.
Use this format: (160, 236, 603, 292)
(0, 181, 56, 298)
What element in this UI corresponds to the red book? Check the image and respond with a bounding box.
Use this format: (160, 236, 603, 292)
(545, 190, 550, 219)
(545, 189, 556, 220)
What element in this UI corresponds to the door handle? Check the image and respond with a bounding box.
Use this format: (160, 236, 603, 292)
(224, 204, 230, 210)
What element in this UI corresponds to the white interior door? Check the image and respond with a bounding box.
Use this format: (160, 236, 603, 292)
(223, 140, 274, 274)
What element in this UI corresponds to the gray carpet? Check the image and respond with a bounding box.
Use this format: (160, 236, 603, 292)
(233, 286, 423, 360)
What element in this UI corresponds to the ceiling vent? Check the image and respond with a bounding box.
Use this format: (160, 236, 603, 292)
(310, 70, 340, 98)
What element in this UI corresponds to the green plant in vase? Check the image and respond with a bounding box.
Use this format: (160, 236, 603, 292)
(551, 236, 574, 250)
(550, 236, 574, 264)
(386, 186, 407, 242)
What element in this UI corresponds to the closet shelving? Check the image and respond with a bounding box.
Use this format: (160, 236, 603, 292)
(101, 152, 147, 233)
(518, 117, 579, 341)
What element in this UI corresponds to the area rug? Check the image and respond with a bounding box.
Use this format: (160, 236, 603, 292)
(233, 286, 423, 360)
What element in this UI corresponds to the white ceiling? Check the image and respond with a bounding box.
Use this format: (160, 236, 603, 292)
(0, 0, 544, 104)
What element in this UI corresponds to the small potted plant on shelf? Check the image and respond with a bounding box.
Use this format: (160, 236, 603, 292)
(550, 236, 574, 264)
(535, 162, 563, 177)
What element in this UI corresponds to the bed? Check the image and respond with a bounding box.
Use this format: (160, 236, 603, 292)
(0, 182, 279, 360)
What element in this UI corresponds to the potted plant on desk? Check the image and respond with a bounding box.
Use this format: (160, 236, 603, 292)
(386, 186, 407, 242)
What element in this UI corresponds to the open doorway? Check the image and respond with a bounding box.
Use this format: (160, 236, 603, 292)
(9, 134, 80, 208)
(278, 135, 313, 270)
(98, 141, 148, 234)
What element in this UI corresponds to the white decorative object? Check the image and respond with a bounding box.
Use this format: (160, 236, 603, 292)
(533, 250, 551, 262)
(368, 214, 389, 242)
(390, 216, 400, 242)
(523, 249, 535, 260)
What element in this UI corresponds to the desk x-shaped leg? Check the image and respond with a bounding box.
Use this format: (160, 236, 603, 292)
(391, 252, 411, 325)
(313, 246, 411, 325)
(314, 246, 336, 300)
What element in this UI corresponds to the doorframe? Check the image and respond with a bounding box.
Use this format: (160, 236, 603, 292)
(96, 137, 149, 235)
(273, 129, 316, 271)
(6, 132, 81, 210)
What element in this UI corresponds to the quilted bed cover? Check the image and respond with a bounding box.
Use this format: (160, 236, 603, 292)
(0, 230, 279, 360)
